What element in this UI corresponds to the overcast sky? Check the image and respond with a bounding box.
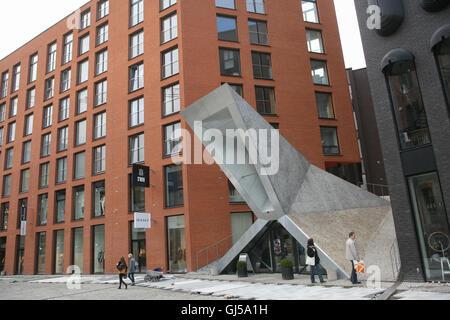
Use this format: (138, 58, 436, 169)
(0, 0, 366, 69)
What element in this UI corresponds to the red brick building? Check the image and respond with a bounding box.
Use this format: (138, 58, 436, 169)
(0, 0, 359, 275)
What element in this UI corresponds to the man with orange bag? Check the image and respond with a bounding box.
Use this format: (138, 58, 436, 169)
(346, 232, 361, 285)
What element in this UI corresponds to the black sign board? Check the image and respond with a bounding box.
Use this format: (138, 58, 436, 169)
(20, 205, 27, 221)
(132, 164, 150, 188)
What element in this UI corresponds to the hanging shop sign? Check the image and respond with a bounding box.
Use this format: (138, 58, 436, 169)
(132, 164, 150, 188)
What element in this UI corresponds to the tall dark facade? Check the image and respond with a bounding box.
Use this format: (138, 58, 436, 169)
(354, 0, 450, 282)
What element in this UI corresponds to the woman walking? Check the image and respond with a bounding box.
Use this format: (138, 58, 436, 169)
(306, 238, 325, 284)
(116, 256, 128, 289)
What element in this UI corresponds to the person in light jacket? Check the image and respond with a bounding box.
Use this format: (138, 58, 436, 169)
(128, 253, 137, 286)
(307, 238, 325, 284)
(346, 232, 361, 284)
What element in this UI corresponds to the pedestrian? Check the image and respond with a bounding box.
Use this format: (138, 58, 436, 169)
(128, 253, 137, 286)
(306, 238, 325, 284)
(346, 232, 361, 284)
(116, 256, 128, 289)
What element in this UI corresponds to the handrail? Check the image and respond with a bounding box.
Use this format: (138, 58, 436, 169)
(359, 182, 390, 197)
(195, 235, 233, 272)
(389, 241, 401, 280)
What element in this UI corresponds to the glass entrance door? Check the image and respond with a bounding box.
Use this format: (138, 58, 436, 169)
(130, 222, 146, 273)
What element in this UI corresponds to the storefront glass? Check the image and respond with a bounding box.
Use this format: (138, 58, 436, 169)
(54, 230, 64, 274)
(72, 227, 83, 273)
(36, 232, 46, 274)
(408, 172, 450, 281)
(167, 215, 186, 273)
(230, 212, 253, 245)
(15, 235, 25, 275)
(93, 225, 105, 273)
(130, 222, 146, 273)
(0, 237, 6, 273)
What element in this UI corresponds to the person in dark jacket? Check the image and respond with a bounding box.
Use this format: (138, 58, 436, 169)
(117, 256, 128, 289)
(128, 253, 137, 286)
(307, 238, 325, 284)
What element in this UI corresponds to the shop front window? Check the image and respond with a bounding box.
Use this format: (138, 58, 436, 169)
(0, 237, 6, 273)
(15, 235, 25, 275)
(72, 227, 83, 273)
(167, 215, 186, 273)
(130, 222, 146, 273)
(36, 232, 46, 274)
(408, 172, 450, 282)
(93, 225, 105, 274)
(383, 53, 431, 150)
(54, 230, 64, 274)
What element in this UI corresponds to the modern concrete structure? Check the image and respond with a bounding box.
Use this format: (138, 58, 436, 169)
(182, 84, 396, 281)
(354, 0, 450, 281)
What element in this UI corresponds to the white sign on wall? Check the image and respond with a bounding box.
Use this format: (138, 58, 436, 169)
(134, 212, 151, 229)
(20, 221, 27, 236)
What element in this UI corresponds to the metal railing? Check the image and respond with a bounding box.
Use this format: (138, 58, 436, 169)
(360, 182, 390, 197)
(195, 235, 233, 272)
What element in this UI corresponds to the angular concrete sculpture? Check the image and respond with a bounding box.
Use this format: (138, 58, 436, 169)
(182, 84, 395, 280)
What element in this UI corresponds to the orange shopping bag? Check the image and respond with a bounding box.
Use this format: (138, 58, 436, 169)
(353, 260, 366, 274)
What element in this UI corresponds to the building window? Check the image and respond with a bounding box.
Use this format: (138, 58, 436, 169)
(45, 77, 55, 100)
(41, 133, 51, 158)
(74, 152, 86, 180)
(92, 225, 105, 273)
(47, 42, 57, 73)
(230, 212, 253, 245)
(383, 55, 431, 150)
(161, 0, 177, 10)
(54, 230, 64, 273)
(302, 0, 319, 23)
(22, 141, 31, 163)
(94, 112, 107, 140)
(165, 164, 183, 207)
(166, 215, 186, 273)
(77, 89, 88, 114)
(97, 0, 109, 20)
(316, 92, 335, 119)
(56, 157, 67, 184)
(306, 29, 324, 54)
(311, 60, 329, 85)
(2, 175, 11, 198)
(26, 87, 36, 109)
(24, 114, 33, 136)
(20, 169, 30, 193)
(78, 60, 89, 84)
(255, 86, 276, 114)
(130, 31, 144, 59)
(247, 0, 265, 13)
(39, 162, 50, 188)
(63, 33, 73, 65)
(80, 10, 91, 30)
(248, 19, 269, 45)
(407, 172, 450, 282)
(433, 36, 450, 109)
(72, 227, 83, 272)
(0, 203, 9, 232)
(29, 54, 38, 83)
(43, 105, 53, 128)
(129, 63, 144, 92)
(9, 97, 18, 118)
(59, 97, 70, 122)
(163, 83, 180, 116)
(1, 72, 9, 98)
(60, 68, 71, 92)
(93, 181, 105, 218)
(129, 133, 144, 164)
(0, 127, 3, 146)
(162, 47, 179, 79)
(75, 119, 87, 146)
(95, 50, 108, 75)
(320, 126, 340, 155)
(228, 180, 245, 203)
(57, 126, 69, 152)
(79, 33, 90, 56)
(73, 186, 85, 221)
(129, 97, 144, 127)
(252, 52, 272, 79)
(0, 103, 5, 122)
(129, 174, 145, 212)
(217, 16, 238, 42)
(36, 232, 46, 274)
(55, 191, 66, 223)
(216, 0, 235, 10)
(129, 221, 146, 272)
(219, 48, 241, 77)
(5, 148, 13, 170)
(130, 0, 144, 27)
(11, 64, 20, 93)
(96, 23, 109, 46)
(38, 194, 48, 225)
(161, 13, 178, 44)
(93, 145, 106, 174)
(95, 80, 107, 106)
(164, 122, 182, 156)
(7, 122, 15, 143)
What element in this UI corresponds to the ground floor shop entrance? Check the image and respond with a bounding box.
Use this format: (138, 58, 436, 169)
(130, 222, 146, 273)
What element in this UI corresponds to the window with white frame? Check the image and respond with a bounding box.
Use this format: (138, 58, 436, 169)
(74, 152, 85, 179)
(22, 141, 31, 164)
(161, 13, 178, 44)
(97, 0, 109, 20)
(95, 50, 108, 75)
(311, 59, 329, 85)
(302, 0, 319, 23)
(161, 0, 176, 10)
(0, 127, 3, 146)
(75, 119, 87, 146)
(93, 145, 106, 174)
(41, 133, 51, 157)
(80, 10, 91, 30)
(63, 33, 73, 64)
(129, 133, 144, 164)
(5, 148, 13, 169)
(130, 0, 144, 27)
(20, 169, 30, 193)
(0, 103, 5, 122)
(129, 97, 144, 127)
(43, 105, 53, 128)
(96, 23, 109, 45)
(162, 47, 179, 79)
(216, 0, 235, 9)
(60, 68, 71, 92)
(78, 60, 89, 84)
(164, 122, 182, 156)
(9, 97, 18, 118)
(45, 77, 55, 100)
(40, 162, 50, 188)
(24, 114, 33, 136)
(306, 29, 324, 54)
(57, 126, 68, 152)
(26, 88, 35, 109)
(246, 0, 265, 14)
(29, 54, 38, 82)
(163, 83, 180, 116)
(59, 97, 70, 122)
(130, 30, 144, 59)
(77, 89, 88, 114)
(2, 175, 11, 198)
(56, 157, 67, 183)
(1, 72, 9, 98)
(129, 63, 144, 92)
(7, 122, 15, 143)
(47, 42, 57, 73)
(248, 19, 269, 45)
(95, 80, 107, 106)
(79, 34, 90, 55)
(94, 112, 106, 139)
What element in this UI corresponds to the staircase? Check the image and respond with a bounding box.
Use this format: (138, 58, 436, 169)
(195, 235, 233, 273)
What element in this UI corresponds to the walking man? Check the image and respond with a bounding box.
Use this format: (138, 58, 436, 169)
(128, 253, 137, 286)
(346, 232, 361, 284)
